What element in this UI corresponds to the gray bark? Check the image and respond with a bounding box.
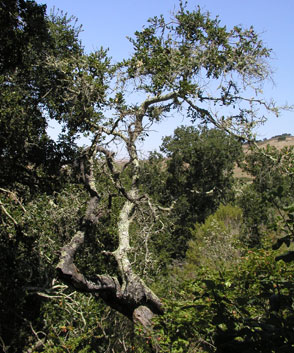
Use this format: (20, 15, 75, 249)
(56, 145, 163, 328)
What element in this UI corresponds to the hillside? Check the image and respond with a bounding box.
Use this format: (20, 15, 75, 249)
(234, 134, 294, 179)
(246, 134, 294, 150)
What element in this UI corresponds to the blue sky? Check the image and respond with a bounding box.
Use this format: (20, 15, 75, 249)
(37, 0, 293, 153)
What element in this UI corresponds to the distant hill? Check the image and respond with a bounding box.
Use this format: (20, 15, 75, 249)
(235, 134, 294, 179)
(247, 133, 294, 150)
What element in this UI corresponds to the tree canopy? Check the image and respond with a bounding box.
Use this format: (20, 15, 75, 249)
(140, 126, 243, 258)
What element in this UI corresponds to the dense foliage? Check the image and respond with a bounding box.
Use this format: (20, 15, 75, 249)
(140, 126, 243, 258)
(0, 0, 81, 193)
(1, 1, 293, 352)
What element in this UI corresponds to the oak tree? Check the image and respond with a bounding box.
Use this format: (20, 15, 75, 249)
(52, 2, 279, 328)
(1, 0, 282, 334)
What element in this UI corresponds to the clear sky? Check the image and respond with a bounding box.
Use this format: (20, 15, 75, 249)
(37, 0, 293, 153)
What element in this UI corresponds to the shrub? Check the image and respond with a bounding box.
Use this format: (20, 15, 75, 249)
(153, 248, 294, 352)
(185, 204, 243, 272)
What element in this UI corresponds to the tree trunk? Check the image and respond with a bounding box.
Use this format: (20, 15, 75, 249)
(56, 152, 163, 328)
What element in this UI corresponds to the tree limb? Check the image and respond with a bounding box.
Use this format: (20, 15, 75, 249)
(57, 143, 163, 327)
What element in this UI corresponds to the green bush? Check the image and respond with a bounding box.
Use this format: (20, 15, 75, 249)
(152, 248, 294, 352)
(277, 136, 286, 141)
(185, 204, 243, 272)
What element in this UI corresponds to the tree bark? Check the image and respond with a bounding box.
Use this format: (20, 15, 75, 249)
(56, 219, 163, 326)
(56, 147, 163, 328)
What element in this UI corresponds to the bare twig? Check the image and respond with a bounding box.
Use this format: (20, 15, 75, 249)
(0, 187, 26, 212)
(0, 200, 18, 226)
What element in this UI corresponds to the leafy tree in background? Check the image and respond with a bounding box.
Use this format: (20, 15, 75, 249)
(238, 144, 294, 247)
(140, 126, 243, 258)
(0, 0, 284, 350)
(162, 126, 242, 257)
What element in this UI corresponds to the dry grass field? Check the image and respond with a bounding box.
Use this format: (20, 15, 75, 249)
(234, 135, 294, 179)
(246, 135, 294, 150)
